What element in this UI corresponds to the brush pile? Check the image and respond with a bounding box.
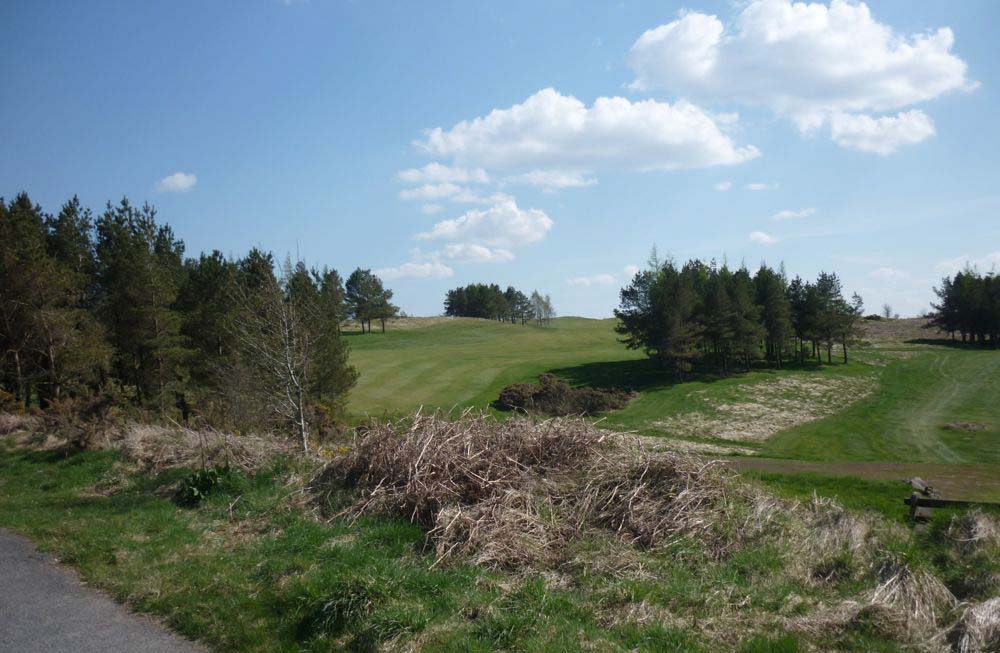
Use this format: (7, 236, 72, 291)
(119, 423, 291, 474)
(311, 411, 754, 567)
(497, 374, 635, 416)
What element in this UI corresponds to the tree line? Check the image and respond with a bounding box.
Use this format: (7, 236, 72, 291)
(0, 193, 392, 447)
(444, 284, 555, 326)
(929, 268, 999, 347)
(615, 252, 864, 379)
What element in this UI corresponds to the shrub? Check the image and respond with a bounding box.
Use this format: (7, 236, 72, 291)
(43, 390, 123, 449)
(174, 465, 242, 507)
(0, 412, 42, 435)
(496, 374, 634, 416)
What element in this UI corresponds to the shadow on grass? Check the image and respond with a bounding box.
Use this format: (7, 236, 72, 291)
(904, 337, 996, 349)
(546, 357, 828, 393)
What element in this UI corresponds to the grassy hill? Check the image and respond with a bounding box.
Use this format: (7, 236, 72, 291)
(345, 317, 643, 418)
(347, 316, 999, 476)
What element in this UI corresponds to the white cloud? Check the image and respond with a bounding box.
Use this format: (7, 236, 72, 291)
(416, 198, 553, 249)
(773, 207, 816, 220)
(420, 203, 444, 215)
(569, 264, 642, 287)
(397, 163, 489, 184)
(375, 251, 454, 281)
(749, 230, 779, 245)
(869, 267, 909, 281)
(415, 87, 759, 172)
(628, 0, 973, 146)
(398, 183, 482, 202)
(829, 110, 935, 155)
(745, 182, 777, 191)
(567, 273, 618, 287)
(441, 243, 515, 264)
(935, 252, 1000, 275)
(154, 172, 197, 193)
(713, 181, 732, 192)
(505, 169, 597, 192)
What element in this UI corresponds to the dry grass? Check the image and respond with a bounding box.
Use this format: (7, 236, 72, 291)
(573, 446, 746, 553)
(944, 598, 1000, 653)
(641, 435, 756, 457)
(869, 555, 957, 638)
(118, 423, 292, 474)
(0, 412, 42, 435)
(861, 317, 939, 343)
(948, 510, 1000, 552)
(652, 374, 877, 443)
(312, 411, 1000, 650)
(791, 493, 882, 583)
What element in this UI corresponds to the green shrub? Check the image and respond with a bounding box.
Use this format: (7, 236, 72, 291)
(174, 465, 241, 507)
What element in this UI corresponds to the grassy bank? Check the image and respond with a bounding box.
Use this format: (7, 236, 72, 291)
(5, 421, 996, 653)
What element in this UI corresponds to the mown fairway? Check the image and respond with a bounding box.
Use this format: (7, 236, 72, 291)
(347, 317, 999, 485)
(344, 317, 644, 417)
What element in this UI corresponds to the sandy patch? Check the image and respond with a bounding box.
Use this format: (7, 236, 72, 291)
(652, 374, 877, 443)
(642, 437, 756, 457)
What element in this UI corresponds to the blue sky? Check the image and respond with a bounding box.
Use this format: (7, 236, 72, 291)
(2, 0, 998, 318)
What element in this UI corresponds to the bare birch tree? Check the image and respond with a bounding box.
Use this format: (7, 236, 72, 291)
(229, 266, 320, 452)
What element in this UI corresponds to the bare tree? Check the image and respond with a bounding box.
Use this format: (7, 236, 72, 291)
(229, 268, 320, 452)
(882, 303, 893, 319)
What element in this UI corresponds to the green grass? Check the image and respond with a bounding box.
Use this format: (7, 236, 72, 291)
(3, 318, 998, 650)
(345, 317, 644, 418)
(760, 348, 1000, 463)
(348, 318, 999, 466)
(4, 442, 772, 652)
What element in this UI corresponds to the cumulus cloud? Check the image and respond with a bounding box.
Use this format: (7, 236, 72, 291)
(745, 182, 777, 191)
(505, 169, 597, 192)
(416, 198, 553, 249)
(154, 172, 197, 193)
(397, 163, 489, 184)
(869, 267, 909, 281)
(627, 0, 973, 148)
(375, 251, 454, 281)
(713, 181, 732, 192)
(773, 207, 816, 220)
(829, 110, 936, 154)
(415, 88, 759, 172)
(749, 230, 778, 245)
(441, 243, 515, 264)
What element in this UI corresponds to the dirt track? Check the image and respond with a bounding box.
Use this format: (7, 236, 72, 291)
(730, 457, 1000, 501)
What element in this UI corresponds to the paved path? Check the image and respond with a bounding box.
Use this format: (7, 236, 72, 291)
(0, 529, 203, 653)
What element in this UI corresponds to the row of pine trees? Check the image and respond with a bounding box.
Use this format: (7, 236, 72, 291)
(0, 193, 383, 441)
(615, 254, 865, 379)
(443, 283, 555, 325)
(930, 269, 1000, 347)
